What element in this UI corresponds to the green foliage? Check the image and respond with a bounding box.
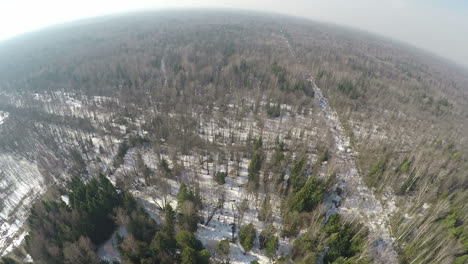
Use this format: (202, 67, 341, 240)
(288, 156, 307, 193)
(122, 191, 137, 211)
(136, 151, 151, 182)
(318, 148, 330, 164)
(254, 137, 263, 150)
(216, 239, 231, 260)
(117, 198, 164, 263)
(365, 160, 386, 188)
(150, 57, 161, 68)
(114, 140, 130, 167)
(150, 231, 177, 261)
(172, 64, 184, 73)
(398, 173, 419, 194)
(316, 71, 325, 81)
(290, 177, 324, 212)
(176, 230, 209, 264)
(257, 195, 272, 222)
(128, 207, 158, 243)
(123, 202, 207, 264)
(454, 254, 468, 264)
(258, 229, 271, 249)
(233, 60, 249, 74)
(248, 152, 263, 189)
(7, 13, 468, 264)
(337, 80, 359, 99)
(177, 183, 198, 206)
(176, 230, 204, 251)
(197, 249, 211, 264)
(275, 136, 285, 151)
(214, 171, 227, 185)
(239, 223, 257, 252)
(291, 231, 320, 262)
(271, 139, 285, 174)
(0, 257, 17, 264)
(68, 174, 119, 244)
(440, 207, 466, 240)
(281, 210, 301, 237)
(324, 213, 342, 234)
(160, 158, 172, 175)
(177, 183, 202, 232)
(272, 63, 289, 90)
(26, 175, 122, 264)
(259, 228, 279, 258)
(398, 159, 411, 173)
(181, 247, 197, 264)
(149, 206, 178, 261)
(323, 214, 368, 264)
(25, 174, 209, 264)
(292, 213, 368, 263)
(266, 103, 281, 118)
(451, 151, 462, 161)
(271, 63, 313, 96)
(330, 256, 371, 264)
(292, 80, 315, 97)
(272, 150, 285, 167)
(437, 97, 451, 107)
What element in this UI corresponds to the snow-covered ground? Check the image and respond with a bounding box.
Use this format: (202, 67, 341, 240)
(279, 31, 398, 261)
(0, 154, 45, 256)
(0, 111, 9, 125)
(0, 86, 367, 263)
(106, 106, 324, 263)
(97, 226, 128, 262)
(112, 146, 288, 263)
(0, 91, 124, 256)
(192, 158, 290, 263)
(311, 78, 399, 262)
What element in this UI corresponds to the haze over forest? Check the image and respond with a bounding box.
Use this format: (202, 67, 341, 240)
(1, 0, 468, 68)
(0, 5, 467, 264)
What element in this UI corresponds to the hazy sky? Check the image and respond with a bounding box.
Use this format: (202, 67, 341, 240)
(1, 0, 468, 68)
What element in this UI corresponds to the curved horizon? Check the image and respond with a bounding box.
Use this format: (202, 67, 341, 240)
(1, 8, 467, 73)
(1, 1, 467, 69)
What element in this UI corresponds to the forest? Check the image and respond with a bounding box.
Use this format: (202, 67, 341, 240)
(0, 10, 467, 264)
(2, 175, 209, 264)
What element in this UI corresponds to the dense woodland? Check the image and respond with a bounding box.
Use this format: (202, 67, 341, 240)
(0, 10, 467, 264)
(4, 175, 209, 264)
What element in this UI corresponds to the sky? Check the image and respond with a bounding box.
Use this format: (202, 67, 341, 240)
(1, 0, 468, 68)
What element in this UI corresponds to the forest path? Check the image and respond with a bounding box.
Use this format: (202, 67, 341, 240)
(280, 31, 398, 262)
(161, 57, 168, 87)
(311, 78, 398, 263)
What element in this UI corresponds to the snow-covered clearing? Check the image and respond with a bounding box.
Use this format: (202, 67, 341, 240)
(109, 106, 325, 263)
(0, 154, 45, 256)
(112, 146, 289, 263)
(0, 84, 350, 262)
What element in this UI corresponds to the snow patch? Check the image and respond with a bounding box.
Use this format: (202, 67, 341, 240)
(0, 154, 45, 256)
(97, 226, 128, 263)
(0, 111, 9, 125)
(61, 195, 70, 205)
(23, 254, 33, 263)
